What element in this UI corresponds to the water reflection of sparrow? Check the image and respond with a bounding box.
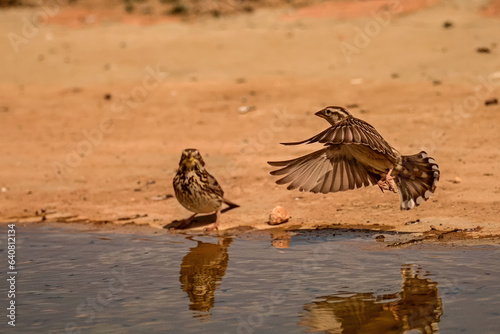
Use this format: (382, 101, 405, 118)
(173, 149, 239, 230)
(299, 265, 443, 333)
(268, 106, 440, 210)
(179, 237, 233, 313)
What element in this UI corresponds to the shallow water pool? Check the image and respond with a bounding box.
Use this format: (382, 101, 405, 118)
(1, 224, 499, 333)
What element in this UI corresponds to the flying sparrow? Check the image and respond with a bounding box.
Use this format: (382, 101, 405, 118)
(268, 106, 440, 210)
(173, 149, 239, 230)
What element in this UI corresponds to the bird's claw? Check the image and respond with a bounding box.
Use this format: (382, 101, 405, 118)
(387, 178, 397, 193)
(204, 224, 218, 233)
(378, 180, 390, 192)
(378, 179, 397, 193)
(378, 168, 398, 193)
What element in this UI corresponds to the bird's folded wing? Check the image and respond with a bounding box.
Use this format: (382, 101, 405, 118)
(281, 118, 395, 158)
(268, 147, 380, 193)
(204, 173, 224, 198)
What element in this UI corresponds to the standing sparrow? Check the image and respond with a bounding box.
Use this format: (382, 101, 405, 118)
(268, 106, 440, 210)
(173, 149, 239, 230)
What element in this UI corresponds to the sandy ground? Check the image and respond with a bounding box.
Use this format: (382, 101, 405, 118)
(1, 0, 500, 242)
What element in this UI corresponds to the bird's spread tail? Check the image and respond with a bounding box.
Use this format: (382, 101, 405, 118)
(396, 151, 440, 210)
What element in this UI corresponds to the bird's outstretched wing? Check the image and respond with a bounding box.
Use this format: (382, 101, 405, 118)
(281, 117, 396, 159)
(268, 146, 380, 193)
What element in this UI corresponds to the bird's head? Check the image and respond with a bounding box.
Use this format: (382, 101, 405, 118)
(179, 148, 205, 171)
(315, 106, 351, 125)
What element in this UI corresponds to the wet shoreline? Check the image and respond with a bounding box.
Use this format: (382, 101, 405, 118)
(4, 220, 499, 249)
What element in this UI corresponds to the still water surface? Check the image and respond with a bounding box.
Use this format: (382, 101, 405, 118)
(1, 224, 499, 333)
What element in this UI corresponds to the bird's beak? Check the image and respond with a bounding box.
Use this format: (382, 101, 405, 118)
(188, 157, 196, 163)
(314, 110, 325, 119)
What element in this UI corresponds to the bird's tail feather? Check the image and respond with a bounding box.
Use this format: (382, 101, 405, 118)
(221, 198, 239, 213)
(396, 151, 440, 210)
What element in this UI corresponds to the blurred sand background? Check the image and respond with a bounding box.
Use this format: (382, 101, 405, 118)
(1, 0, 500, 241)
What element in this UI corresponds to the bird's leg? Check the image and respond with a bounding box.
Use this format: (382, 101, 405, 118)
(377, 179, 390, 192)
(176, 213, 197, 229)
(377, 168, 396, 192)
(205, 211, 220, 233)
(385, 168, 397, 192)
(385, 168, 394, 182)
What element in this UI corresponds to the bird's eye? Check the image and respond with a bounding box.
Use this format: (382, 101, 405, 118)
(325, 109, 331, 115)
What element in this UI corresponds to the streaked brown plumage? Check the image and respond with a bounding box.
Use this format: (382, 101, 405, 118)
(173, 149, 239, 229)
(268, 106, 440, 210)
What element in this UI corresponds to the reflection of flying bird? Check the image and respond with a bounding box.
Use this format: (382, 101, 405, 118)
(179, 237, 232, 313)
(268, 106, 440, 210)
(299, 265, 443, 334)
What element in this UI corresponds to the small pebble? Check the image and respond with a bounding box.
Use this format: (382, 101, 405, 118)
(405, 219, 420, 225)
(476, 47, 491, 54)
(442, 20, 454, 29)
(151, 194, 173, 201)
(268, 206, 290, 225)
(485, 98, 498, 106)
(238, 105, 256, 114)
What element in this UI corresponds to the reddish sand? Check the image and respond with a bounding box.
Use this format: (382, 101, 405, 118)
(1, 0, 499, 243)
